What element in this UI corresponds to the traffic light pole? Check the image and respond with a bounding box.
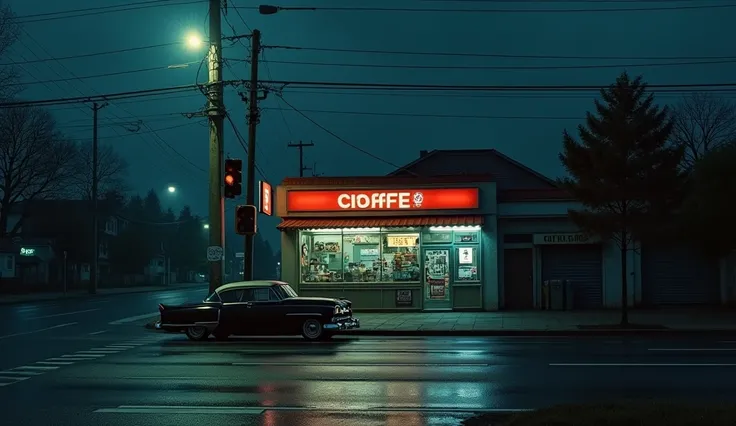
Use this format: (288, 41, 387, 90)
(243, 29, 260, 282)
(207, 0, 225, 293)
(90, 101, 106, 295)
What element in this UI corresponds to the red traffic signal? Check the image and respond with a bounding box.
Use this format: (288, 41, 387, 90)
(236, 205, 257, 235)
(224, 159, 242, 198)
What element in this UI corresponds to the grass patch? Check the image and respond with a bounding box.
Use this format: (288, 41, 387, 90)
(462, 402, 736, 426)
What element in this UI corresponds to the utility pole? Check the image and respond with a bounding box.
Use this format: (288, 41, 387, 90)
(207, 0, 225, 294)
(288, 141, 315, 177)
(90, 101, 106, 295)
(243, 29, 261, 282)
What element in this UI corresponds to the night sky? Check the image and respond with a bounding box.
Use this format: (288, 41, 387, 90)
(4, 0, 733, 247)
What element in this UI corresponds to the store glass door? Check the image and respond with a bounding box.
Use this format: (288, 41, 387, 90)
(422, 247, 452, 310)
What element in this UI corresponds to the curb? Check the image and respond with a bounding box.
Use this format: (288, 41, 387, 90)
(140, 322, 736, 337)
(0, 284, 207, 306)
(340, 329, 736, 337)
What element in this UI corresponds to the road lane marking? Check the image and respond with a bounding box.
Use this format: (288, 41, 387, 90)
(64, 354, 104, 358)
(48, 357, 89, 362)
(94, 405, 533, 415)
(37, 361, 73, 365)
(0, 370, 43, 376)
(0, 376, 28, 381)
(28, 308, 99, 320)
(0, 322, 77, 340)
(109, 312, 159, 325)
(649, 348, 736, 352)
(550, 363, 736, 367)
(105, 345, 135, 349)
(76, 350, 119, 354)
(232, 362, 493, 367)
(89, 330, 107, 335)
(14, 365, 59, 371)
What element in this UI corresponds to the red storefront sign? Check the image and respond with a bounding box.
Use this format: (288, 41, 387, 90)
(287, 188, 479, 212)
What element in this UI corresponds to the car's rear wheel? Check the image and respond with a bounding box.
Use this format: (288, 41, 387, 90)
(301, 318, 323, 341)
(185, 326, 209, 341)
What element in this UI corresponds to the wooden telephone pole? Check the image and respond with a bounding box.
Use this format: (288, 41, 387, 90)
(288, 141, 314, 177)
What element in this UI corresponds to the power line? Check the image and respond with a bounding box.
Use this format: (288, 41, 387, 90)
(0, 43, 179, 66)
(264, 79, 736, 92)
(11, 62, 199, 87)
(240, 57, 736, 71)
(275, 94, 404, 170)
(0, 84, 208, 108)
(266, 44, 736, 61)
(15, 0, 207, 24)
(265, 106, 581, 120)
(272, 88, 736, 100)
(224, 113, 269, 181)
(236, 3, 736, 13)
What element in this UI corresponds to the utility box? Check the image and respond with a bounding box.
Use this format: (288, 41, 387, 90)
(549, 279, 565, 310)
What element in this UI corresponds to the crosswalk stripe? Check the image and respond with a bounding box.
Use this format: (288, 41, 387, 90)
(37, 361, 73, 365)
(48, 357, 89, 362)
(63, 354, 104, 358)
(0, 376, 28, 381)
(14, 366, 59, 371)
(0, 370, 43, 376)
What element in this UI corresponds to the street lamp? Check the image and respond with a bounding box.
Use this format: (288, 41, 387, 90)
(203, 224, 210, 230)
(167, 186, 176, 193)
(185, 32, 203, 50)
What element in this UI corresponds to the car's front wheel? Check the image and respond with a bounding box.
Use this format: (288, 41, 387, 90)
(301, 318, 324, 341)
(185, 326, 209, 341)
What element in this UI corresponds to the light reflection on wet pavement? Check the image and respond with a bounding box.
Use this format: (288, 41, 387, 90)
(3, 334, 736, 425)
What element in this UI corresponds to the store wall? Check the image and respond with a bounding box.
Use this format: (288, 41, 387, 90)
(280, 231, 299, 290)
(498, 215, 636, 308)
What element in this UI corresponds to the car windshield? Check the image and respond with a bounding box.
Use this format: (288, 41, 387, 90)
(277, 284, 298, 298)
(204, 291, 220, 302)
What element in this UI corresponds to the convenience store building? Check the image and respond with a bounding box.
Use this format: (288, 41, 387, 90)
(276, 149, 729, 310)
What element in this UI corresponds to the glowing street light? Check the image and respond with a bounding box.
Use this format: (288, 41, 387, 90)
(167, 186, 176, 193)
(185, 32, 203, 50)
(203, 224, 210, 230)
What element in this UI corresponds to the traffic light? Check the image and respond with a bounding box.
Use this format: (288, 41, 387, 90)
(224, 159, 242, 199)
(236, 205, 257, 235)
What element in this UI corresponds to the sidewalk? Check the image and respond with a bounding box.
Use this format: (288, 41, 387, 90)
(0, 282, 206, 305)
(342, 310, 736, 336)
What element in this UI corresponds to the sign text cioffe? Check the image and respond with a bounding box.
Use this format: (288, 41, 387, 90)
(533, 233, 597, 245)
(286, 188, 479, 212)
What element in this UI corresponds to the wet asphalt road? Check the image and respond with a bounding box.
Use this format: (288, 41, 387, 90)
(2, 289, 736, 425)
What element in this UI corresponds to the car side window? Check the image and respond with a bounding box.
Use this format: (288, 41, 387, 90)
(252, 287, 272, 302)
(219, 290, 242, 303)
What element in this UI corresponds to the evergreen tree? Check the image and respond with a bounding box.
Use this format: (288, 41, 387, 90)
(559, 72, 685, 326)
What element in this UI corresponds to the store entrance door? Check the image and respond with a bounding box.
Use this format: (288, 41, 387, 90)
(422, 248, 452, 310)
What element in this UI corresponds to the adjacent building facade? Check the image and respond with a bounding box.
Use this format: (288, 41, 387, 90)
(277, 149, 731, 311)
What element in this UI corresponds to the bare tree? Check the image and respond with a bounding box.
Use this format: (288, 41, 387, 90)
(71, 142, 130, 200)
(671, 92, 736, 170)
(0, 5, 20, 100)
(0, 106, 79, 236)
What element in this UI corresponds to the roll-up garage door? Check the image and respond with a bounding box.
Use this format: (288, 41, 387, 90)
(642, 245, 720, 305)
(541, 245, 603, 308)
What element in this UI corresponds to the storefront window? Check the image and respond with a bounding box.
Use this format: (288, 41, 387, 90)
(299, 229, 343, 283)
(456, 246, 480, 282)
(382, 232, 420, 282)
(299, 228, 420, 283)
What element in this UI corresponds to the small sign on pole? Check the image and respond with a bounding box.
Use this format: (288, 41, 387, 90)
(259, 181, 273, 216)
(206, 246, 224, 261)
(235, 252, 244, 258)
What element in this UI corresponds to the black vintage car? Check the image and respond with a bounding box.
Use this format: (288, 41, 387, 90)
(156, 280, 360, 341)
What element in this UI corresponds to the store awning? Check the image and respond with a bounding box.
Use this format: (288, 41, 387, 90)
(276, 215, 483, 230)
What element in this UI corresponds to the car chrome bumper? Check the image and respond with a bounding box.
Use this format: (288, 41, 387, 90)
(324, 317, 360, 331)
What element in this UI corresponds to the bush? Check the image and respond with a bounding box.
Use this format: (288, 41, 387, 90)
(462, 402, 736, 426)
